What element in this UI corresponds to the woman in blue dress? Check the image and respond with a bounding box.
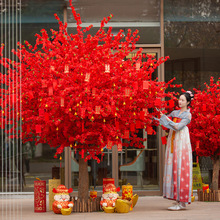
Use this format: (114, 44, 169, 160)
(155, 91, 194, 211)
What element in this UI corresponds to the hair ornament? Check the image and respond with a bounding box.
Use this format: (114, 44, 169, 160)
(186, 91, 194, 100)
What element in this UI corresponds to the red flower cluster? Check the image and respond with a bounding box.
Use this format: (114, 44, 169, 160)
(189, 77, 220, 157)
(0, 0, 178, 161)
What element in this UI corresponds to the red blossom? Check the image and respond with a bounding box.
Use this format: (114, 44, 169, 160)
(189, 77, 220, 157)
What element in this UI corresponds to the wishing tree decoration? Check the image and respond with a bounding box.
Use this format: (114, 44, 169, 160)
(0, 0, 178, 160)
(189, 77, 220, 190)
(0, 0, 180, 200)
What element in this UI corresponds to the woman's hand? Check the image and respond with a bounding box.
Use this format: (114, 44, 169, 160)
(166, 116, 171, 121)
(159, 111, 171, 122)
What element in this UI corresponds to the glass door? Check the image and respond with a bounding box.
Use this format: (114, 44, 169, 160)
(118, 48, 162, 191)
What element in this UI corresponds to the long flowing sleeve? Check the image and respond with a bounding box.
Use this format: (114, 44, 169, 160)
(159, 112, 191, 131)
(153, 111, 174, 122)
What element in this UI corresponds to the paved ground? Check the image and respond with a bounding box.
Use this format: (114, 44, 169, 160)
(1, 195, 220, 220)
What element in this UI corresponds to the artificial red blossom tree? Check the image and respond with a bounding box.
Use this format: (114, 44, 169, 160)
(0, 0, 178, 199)
(189, 77, 220, 190)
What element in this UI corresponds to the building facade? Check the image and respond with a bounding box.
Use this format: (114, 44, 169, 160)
(0, 0, 218, 195)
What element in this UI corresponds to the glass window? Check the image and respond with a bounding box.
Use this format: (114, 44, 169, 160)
(164, 0, 220, 91)
(21, 0, 64, 192)
(67, 0, 161, 44)
(0, 0, 64, 193)
(164, 0, 220, 186)
(118, 50, 160, 190)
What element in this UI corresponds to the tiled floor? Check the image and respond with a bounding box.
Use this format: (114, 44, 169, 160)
(1, 195, 220, 220)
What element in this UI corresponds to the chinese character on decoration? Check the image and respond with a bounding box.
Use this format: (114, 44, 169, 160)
(105, 64, 110, 73)
(95, 106, 101, 114)
(125, 88, 130, 97)
(85, 73, 90, 82)
(117, 143, 122, 151)
(50, 65, 55, 72)
(143, 81, 149, 89)
(136, 62, 140, 70)
(64, 65, 69, 73)
(60, 98, 64, 107)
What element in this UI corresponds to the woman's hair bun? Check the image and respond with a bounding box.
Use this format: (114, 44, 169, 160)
(186, 91, 194, 100)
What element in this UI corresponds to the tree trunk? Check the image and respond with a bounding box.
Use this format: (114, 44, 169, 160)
(78, 152, 89, 200)
(212, 155, 219, 191)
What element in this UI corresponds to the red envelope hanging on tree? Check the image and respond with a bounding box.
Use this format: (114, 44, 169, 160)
(143, 81, 149, 90)
(140, 111, 145, 120)
(29, 91, 34, 99)
(50, 65, 55, 72)
(45, 112, 49, 121)
(202, 104, 206, 111)
(125, 88, 130, 97)
(53, 80, 57, 89)
(155, 98, 161, 106)
(133, 82, 138, 91)
(196, 141, 200, 149)
(85, 73, 90, 82)
(118, 142, 122, 152)
(27, 124, 30, 133)
(42, 80, 47, 88)
(36, 125, 41, 134)
(64, 65, 69, 73)
(169, 99, 175, 108)
(136, 62, 140, 70)
(147, 126, 153, 135)
(60, 98, 64, 107)
(130, 123, 135, 132)
(39, 108, 44, 116)
(95, 106, 101, 114)
(48, 87, 53, 96)
(143, 108, 148, 116)
(107, 140, 113, 149)
(81, 108, 86, 118)
(123, 130, 129, 139)
(82, 122, 84, 132)
(115, 121, 119, 130)
(136, 120, 141, 129)
(92, 88, 96, 96)
(105, 64, 110, 73)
